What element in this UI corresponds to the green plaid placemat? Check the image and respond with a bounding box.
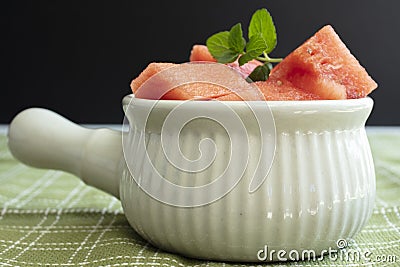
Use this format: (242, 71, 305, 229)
(0, 132, 399, 267)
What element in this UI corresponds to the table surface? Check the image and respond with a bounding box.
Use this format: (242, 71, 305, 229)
(0, 125, 399, 266)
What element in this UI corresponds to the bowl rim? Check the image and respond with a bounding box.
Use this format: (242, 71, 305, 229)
(122, 94, 373, 111)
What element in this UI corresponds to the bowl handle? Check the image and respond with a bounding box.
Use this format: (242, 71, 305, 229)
(7, 108, 122, 199)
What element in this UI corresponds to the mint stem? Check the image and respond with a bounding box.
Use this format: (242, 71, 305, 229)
(266, 57, 283, 63)
(257, 52, 282, 63)
(256, 56, 283, 63)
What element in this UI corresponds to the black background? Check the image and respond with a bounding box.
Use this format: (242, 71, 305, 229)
(1, 0, 398, 125)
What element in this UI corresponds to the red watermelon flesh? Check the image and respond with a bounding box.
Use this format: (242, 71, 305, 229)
(131, 26, 377, 101)
(130, 62, 175, 93)
(256, 79, 322, 101)
(189, 45, 217, 62)
(161, 83, 232, 100)
(216, 79, 321, 101)
(132, 47, 263, 100)
(270, 25, 377, 99)
(131, 62, 247, 100)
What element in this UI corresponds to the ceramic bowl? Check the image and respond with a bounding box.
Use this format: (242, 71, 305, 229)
(8, 95, 375, 262)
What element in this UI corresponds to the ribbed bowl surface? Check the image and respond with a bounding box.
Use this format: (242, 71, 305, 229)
(120, 96, 376, 262)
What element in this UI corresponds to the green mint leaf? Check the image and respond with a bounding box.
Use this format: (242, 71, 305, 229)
(228, 23, 246, 53)
(248, 8, 277, 54)
(247, 63, 272, 82)
(206, 31, 239, 63)
(238, 34, 268, 66)
(246, 34, 268, 56)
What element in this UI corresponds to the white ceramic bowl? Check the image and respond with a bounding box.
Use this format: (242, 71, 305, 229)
(7, 96, 375, 262)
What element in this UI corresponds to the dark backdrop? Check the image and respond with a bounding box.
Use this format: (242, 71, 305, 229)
(1, 0, 398, 125)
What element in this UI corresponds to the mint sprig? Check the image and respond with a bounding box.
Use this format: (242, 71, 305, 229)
(206, 31, 238, 63)
(248, 8, 277, 54)
(228, 23, 246, 54)
(238, 33, 268, 66)
(206, 8, 282, 82)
